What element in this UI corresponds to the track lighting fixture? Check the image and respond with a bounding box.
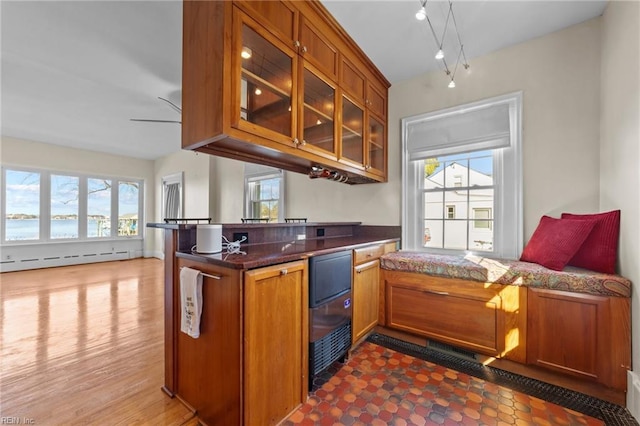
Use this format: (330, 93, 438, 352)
(414, 0, 470, 88)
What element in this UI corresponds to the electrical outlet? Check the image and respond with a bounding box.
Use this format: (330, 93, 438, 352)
(233, 232, 249, 244)
(5, 254, 11, 260)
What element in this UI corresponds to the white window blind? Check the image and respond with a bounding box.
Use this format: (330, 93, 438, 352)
(405, 102, 511, 161)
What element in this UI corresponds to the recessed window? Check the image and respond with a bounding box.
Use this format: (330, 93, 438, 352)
(402, 92, 522, 258)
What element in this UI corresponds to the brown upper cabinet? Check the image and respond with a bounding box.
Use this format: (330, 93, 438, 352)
(182, 0, 390, 184)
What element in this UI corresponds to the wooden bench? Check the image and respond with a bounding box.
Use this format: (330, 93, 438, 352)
(379, 251, 631, 393)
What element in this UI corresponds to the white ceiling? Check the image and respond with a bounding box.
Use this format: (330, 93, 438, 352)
(1, 0, 607, 161)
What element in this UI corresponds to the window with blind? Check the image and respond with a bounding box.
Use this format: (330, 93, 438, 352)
(401, 92, 523, 259)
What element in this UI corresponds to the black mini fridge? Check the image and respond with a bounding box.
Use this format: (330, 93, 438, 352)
(308, 250, 353, 381)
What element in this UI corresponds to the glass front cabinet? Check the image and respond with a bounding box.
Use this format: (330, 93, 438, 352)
(184, 0, 389, 183)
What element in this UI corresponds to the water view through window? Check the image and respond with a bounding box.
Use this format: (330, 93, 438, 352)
(3, 168, 142, 242)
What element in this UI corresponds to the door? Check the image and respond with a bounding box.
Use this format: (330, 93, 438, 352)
(232, 9, 298, 147)
(244, 260, 308, 425)
(352, 259, 380, 343)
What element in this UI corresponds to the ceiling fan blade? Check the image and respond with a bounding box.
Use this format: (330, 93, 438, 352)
(158, 96, 182, 114)
(130, 118, 181, 124)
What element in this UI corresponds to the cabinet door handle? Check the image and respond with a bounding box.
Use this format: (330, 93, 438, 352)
(280, 269, 288, 276)
(422, 289, 449, 296)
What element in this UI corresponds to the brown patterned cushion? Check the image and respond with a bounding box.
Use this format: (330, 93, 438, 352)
(380, 251, 631, 298)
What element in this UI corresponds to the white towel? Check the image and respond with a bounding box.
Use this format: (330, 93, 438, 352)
(180, 267, 203, 339)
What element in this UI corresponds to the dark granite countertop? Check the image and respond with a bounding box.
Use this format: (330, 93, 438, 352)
(147, 221, 362, 230)
(176, 235, 399, 270)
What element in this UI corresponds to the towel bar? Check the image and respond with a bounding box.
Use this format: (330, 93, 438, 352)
(181, 267, 221, 280)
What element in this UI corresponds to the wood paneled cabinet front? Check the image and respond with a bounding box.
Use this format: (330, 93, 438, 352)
(182, 0, 389, 184)
(174, 258, 308, 426)
(527, 287, 631, 391)
(351, 243, 395, 345)
(244, 260, 308, 426)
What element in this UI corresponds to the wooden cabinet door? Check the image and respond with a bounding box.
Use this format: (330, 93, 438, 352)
(299, 15, 338, 80)
(339, 94, 365, 169)
(352, 259, 380, 343)
(244, 260, 308, 425)
(235, 0, 297, 46)
(176, 259, 242, 426)
(298, 64, 338, 160)
(527, 288, 631, 390)
(232, 9, 299, 148)
(386, 275, 505, 356)
(366, 112, 386, 177)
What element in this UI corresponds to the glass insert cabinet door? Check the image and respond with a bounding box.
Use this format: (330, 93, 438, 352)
(235, 14, 296, 143)
(367, 115, 385, 174)
(300, 67, 336, 157)
(341, 96, 364, 166)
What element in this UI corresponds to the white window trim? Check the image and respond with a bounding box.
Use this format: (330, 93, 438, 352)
(401, 92, 523, 259)
(1, 165, 144, 245)
(243, 166, 285, 222)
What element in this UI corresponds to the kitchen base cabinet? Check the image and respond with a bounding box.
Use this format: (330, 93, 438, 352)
(383, 270, 527, 362)
(176, 259, 243, 425)
(175, 258, 308, 426)
(244, 261, 308, 425)
(351, 242, 397, 346)
(527, 288, 630, 391)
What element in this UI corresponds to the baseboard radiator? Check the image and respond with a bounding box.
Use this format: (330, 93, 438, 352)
(0, 241, 143, 272)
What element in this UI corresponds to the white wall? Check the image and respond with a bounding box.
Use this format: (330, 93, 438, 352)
(390, 18, 602, 242)
(599, 0, 640, 414)
(151, 149, 211, 257)
(0, 136, 156, 263)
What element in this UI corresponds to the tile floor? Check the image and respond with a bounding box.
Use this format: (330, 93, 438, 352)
(284, 337, 636, 426)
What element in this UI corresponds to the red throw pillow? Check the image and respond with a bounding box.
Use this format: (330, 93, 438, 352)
(520, 215, 596, 271)
(561, 210, 620, 274)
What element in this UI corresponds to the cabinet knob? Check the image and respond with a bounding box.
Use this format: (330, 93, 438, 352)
(293, 138, 299, 146)
(294, 40, 301, 48)
(280, 269, 288, 276)
(301, 46, 308, 53)
(301, 140, 307, 146)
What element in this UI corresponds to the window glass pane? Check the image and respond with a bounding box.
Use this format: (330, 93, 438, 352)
(422, 152, 494, 252)
(424, 220, 442, 248)
(5, 170, 40, 241)
(51, 175, 79, 239)
(88, 179, 111, 238)
(444, 220, 467, 250)
(469, 152, 493, 186)
(424, 191, 444, 219)
(118, 182, 139, 236)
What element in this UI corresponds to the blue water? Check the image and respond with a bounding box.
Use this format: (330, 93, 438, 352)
(5, 219, 108, 240)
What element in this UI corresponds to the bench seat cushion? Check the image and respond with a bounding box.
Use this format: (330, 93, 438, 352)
(380, 251, 631, 298)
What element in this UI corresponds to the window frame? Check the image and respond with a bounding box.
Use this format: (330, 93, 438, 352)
(401, 92, 523, 259)
(243, 166, 284, 222)
(1, 165, 144, 245)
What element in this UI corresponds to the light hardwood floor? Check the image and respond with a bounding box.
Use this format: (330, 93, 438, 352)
(0, 259, 198, 425)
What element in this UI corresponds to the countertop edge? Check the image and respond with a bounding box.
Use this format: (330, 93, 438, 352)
(175, 237, 399, 270)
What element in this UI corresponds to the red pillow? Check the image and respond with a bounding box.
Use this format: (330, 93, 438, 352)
(520, 216, 596, 271)
(561, 210, 620, 274)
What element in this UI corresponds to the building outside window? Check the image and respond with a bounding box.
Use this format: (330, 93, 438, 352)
(402, 92, 522, 259)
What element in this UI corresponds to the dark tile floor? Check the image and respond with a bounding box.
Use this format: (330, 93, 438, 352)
(283, 334, 638, 426)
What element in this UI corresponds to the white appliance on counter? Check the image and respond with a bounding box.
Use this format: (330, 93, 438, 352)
(196, 224, 222, 254)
